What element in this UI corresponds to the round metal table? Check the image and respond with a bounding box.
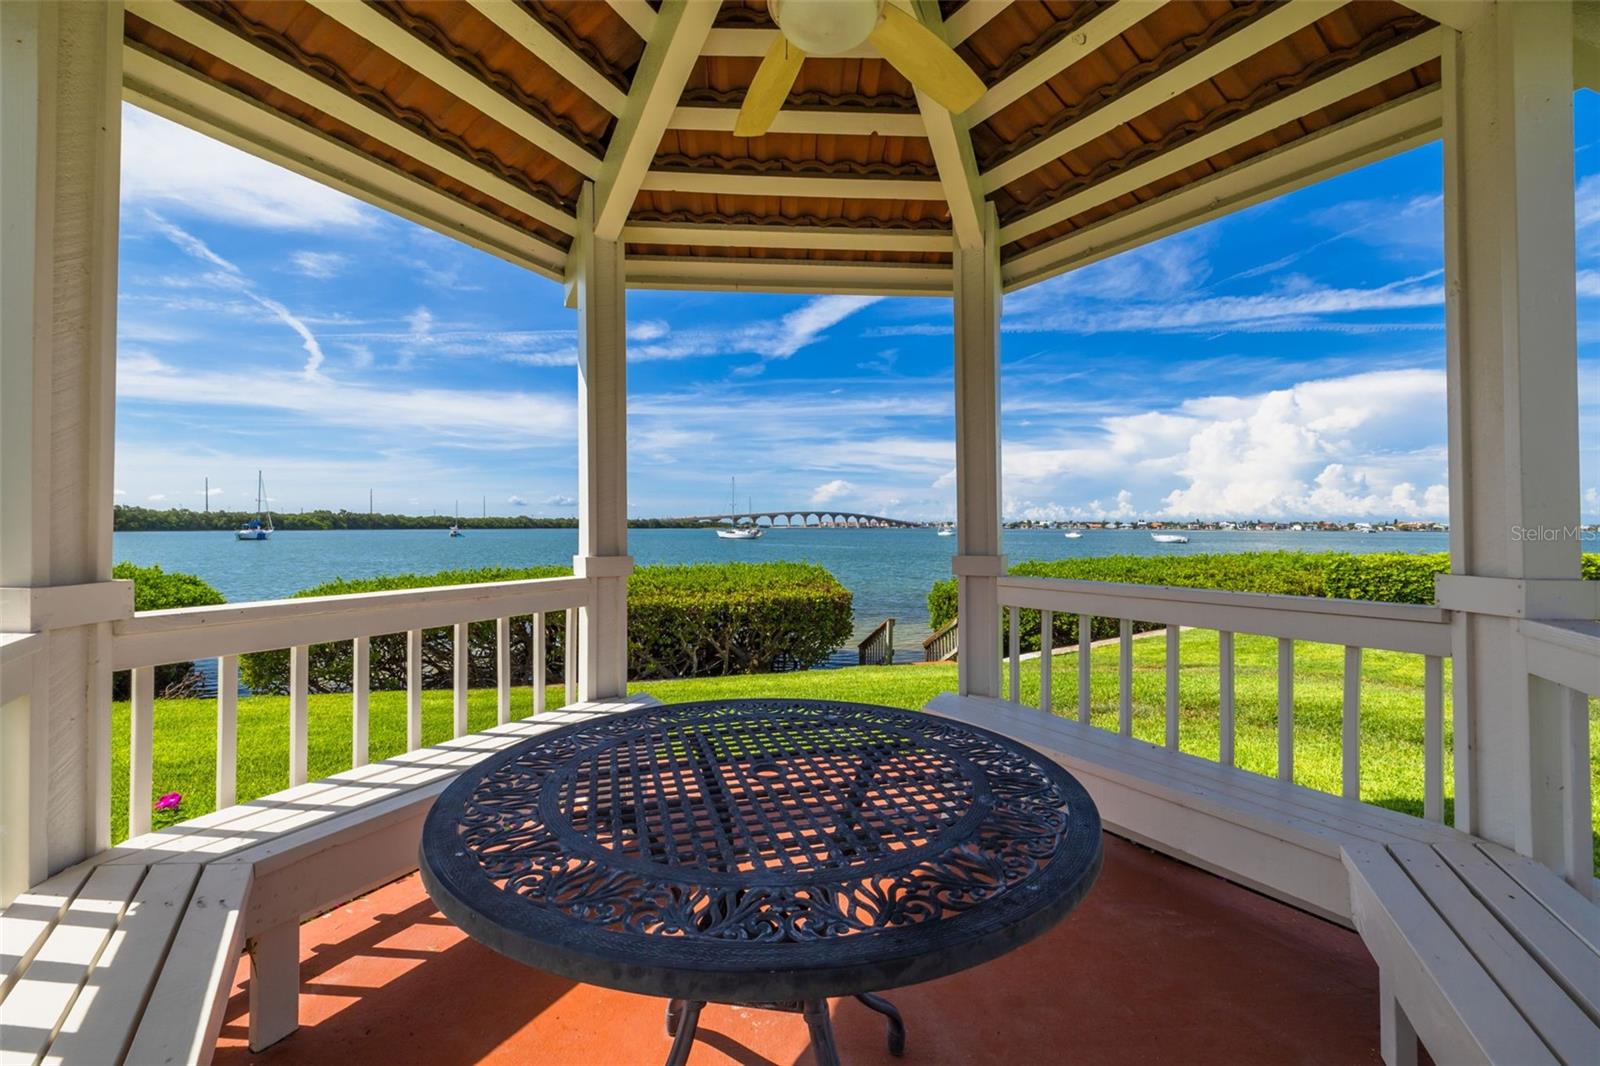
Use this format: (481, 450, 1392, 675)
(420, 698, 1103, 1065)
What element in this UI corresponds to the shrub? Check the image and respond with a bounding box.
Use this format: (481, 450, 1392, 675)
(112, 562, 225, 698)
(241, 562, 853, 692)
(929, 550, 1599, 654)
(629, 562, 852, 679)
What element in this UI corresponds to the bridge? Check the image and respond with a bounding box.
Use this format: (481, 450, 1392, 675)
(675, 510, 924, 529)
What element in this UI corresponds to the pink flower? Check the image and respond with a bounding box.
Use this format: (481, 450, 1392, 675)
(154, 791, 182, 812)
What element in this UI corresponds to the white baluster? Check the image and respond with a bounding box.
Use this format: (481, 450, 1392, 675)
(1039, 610, 1053, 714)
(289, 645, 309, 787)
(1277, 637, 1294, 783)
(406, 629, 422, 751)
(532, 612, 547, 715)
(1118, 619, 1133, 736)
(453, 622, 470, 737)
(1424, 655, 1444, 822)
(1007, 605, 1020, 704)
(1342, 645, 1362, 800)
(564, 608, 578, 705)
(216, 655, 238, 808)
(352, 637, 369, 768)
(495, 616, 511, 724)
(1165, 625, 1180, 750)
(1077, 613, 1091, 724)
(130, 666, 154, 837)
(1218, 631, 1236, 767)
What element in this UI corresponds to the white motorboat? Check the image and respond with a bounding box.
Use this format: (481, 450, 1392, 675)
(716, 526, 763, 540)
(1063, 529, 1083, 539)
(1150, 532, 1189, 544)
(936, 523, 955, 537)
(236, 471, 273, 540)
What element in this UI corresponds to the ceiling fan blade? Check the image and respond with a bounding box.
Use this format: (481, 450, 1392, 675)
(869, 5, 984, 115)
(734, 36, 806, 138)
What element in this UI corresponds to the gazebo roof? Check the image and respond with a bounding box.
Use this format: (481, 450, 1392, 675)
(122, 0, 1443, 294)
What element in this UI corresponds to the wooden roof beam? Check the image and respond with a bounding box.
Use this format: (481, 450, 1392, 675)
(594, 0, 720, 240)
(122, 43, 567, 281)
(605, 0, 658, 41)
(909, 0, 985, 249)
(982, 0, 1343, 192)
(621, 222, 953, 253)
(1395, 1, 1490, 31)
(668, 106, 924, 137)
(637, 170, 944, 200)
(968, 1, 1166, 124)
(306, 0, 604, 178)
(999, 26, 1445, 245)
(467, 1, 629, 115)
(627, 256, 953, 296)
(945, 1, 1013, 45)
(1002, 84, 1442, 291)
(124, 0, 576, 237)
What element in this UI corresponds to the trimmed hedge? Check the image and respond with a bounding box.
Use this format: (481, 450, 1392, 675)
(112, 562, 226, 698)
(929, 551, 1600, 654)
(241, 561, 852, 692)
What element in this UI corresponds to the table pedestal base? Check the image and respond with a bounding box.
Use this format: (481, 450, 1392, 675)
(664, 993, 905, 1066)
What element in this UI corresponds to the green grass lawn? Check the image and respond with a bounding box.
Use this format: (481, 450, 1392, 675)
(114, 632, 1599, 870)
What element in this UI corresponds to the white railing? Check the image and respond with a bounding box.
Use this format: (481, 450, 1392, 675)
(997, 577, 1455, 821)
(111, 576, 591, 838)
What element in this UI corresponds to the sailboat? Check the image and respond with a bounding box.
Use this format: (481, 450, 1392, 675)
(715, 478, 762, 540)
(449, 500, 463, 537)
(236, 471, 273, 540)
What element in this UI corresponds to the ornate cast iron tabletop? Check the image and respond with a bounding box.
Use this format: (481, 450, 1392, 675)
(420, 699, 1103, 1066)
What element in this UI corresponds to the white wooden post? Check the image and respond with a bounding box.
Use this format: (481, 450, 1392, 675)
(1277, 638, 1294, 783)
(532, 611, 547, 714)
(1439, 1, 1594, 887)
(1117, 619, 1133, 735)
(571, 186, 634, 701)
(289, 645, 308, 787)
(952, 207, 1004, 698)
(129, 667, 154, 837)
(1076, 614, 1091, 724)
(216, 655, 238, 807)
(1342, 646, 1362, 800)
(452, 622, 469, 736)
(1218, 631, 1236, 766)
(351, 636, 368, 767)
(0, 0, 127, 899)
(1039, 609, 1054, 713)
(405, 629, 422, 750)
(495, 616, 511, 723)
(1006, 605, 1020, 703)
(1164, 626, 1180, 750)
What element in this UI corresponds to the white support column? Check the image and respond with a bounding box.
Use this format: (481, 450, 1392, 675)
(952, 207, 1005, 698)
(0, 1, 127, 896)
(1440, 1, 1591, 885)
(570, 185, 634, 699)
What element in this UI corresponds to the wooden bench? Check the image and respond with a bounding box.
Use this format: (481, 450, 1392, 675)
(925, 693, 1467, 922)
(1344, 841, 1600, 1066)
(0, 696, 656, 1065)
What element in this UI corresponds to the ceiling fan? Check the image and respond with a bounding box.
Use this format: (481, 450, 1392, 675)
(733, 0, 985, 138)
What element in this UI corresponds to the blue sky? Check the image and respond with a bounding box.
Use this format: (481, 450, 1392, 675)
(116, 94, 1600, 523)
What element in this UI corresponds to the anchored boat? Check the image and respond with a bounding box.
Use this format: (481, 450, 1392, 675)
(236, 471, 273, 541)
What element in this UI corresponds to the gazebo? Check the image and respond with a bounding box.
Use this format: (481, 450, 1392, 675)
(1, 2, 1594, 1064)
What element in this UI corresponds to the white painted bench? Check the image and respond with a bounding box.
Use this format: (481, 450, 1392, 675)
(925, 693, 1467, 923)
(1344, 841, 1600, 1066)
(0, 696, 655, 1065)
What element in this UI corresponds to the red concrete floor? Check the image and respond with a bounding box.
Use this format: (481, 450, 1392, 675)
(213, 835, 1381, 1066)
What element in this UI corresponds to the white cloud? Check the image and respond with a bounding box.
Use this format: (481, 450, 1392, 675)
(810, 479, 853, 505)
(147, 493, 166, 501)
(291, 251, 348, 279)
(544, 494, 577, 508)
(628, 295, 882, 363)
(121, 105, 370, 230)
(507, 495, 528, 507)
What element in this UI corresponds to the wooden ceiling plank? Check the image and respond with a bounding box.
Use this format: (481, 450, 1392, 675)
(306, 0, 604, 178)
(467, 0, 629, 114)
(982, 0, 1344, 193)
(702, 28, 877, 58)
(606, 0, 658, 41)
(968, 1, 1167, 124)
(595, 0, 721, 240)
(122, 43, 566, 281)
(637, 170, 944, 199)
(946, 1, 1013, 46)
(911, 0, 984, 249)
(125, 0, 576, 236)
(1002, 85, 1442, 291)
(627, 256, 953, 296)
(999, 26, 1445, 245)
(668, 105, 924, 137)
(622, 222, 953, 252)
